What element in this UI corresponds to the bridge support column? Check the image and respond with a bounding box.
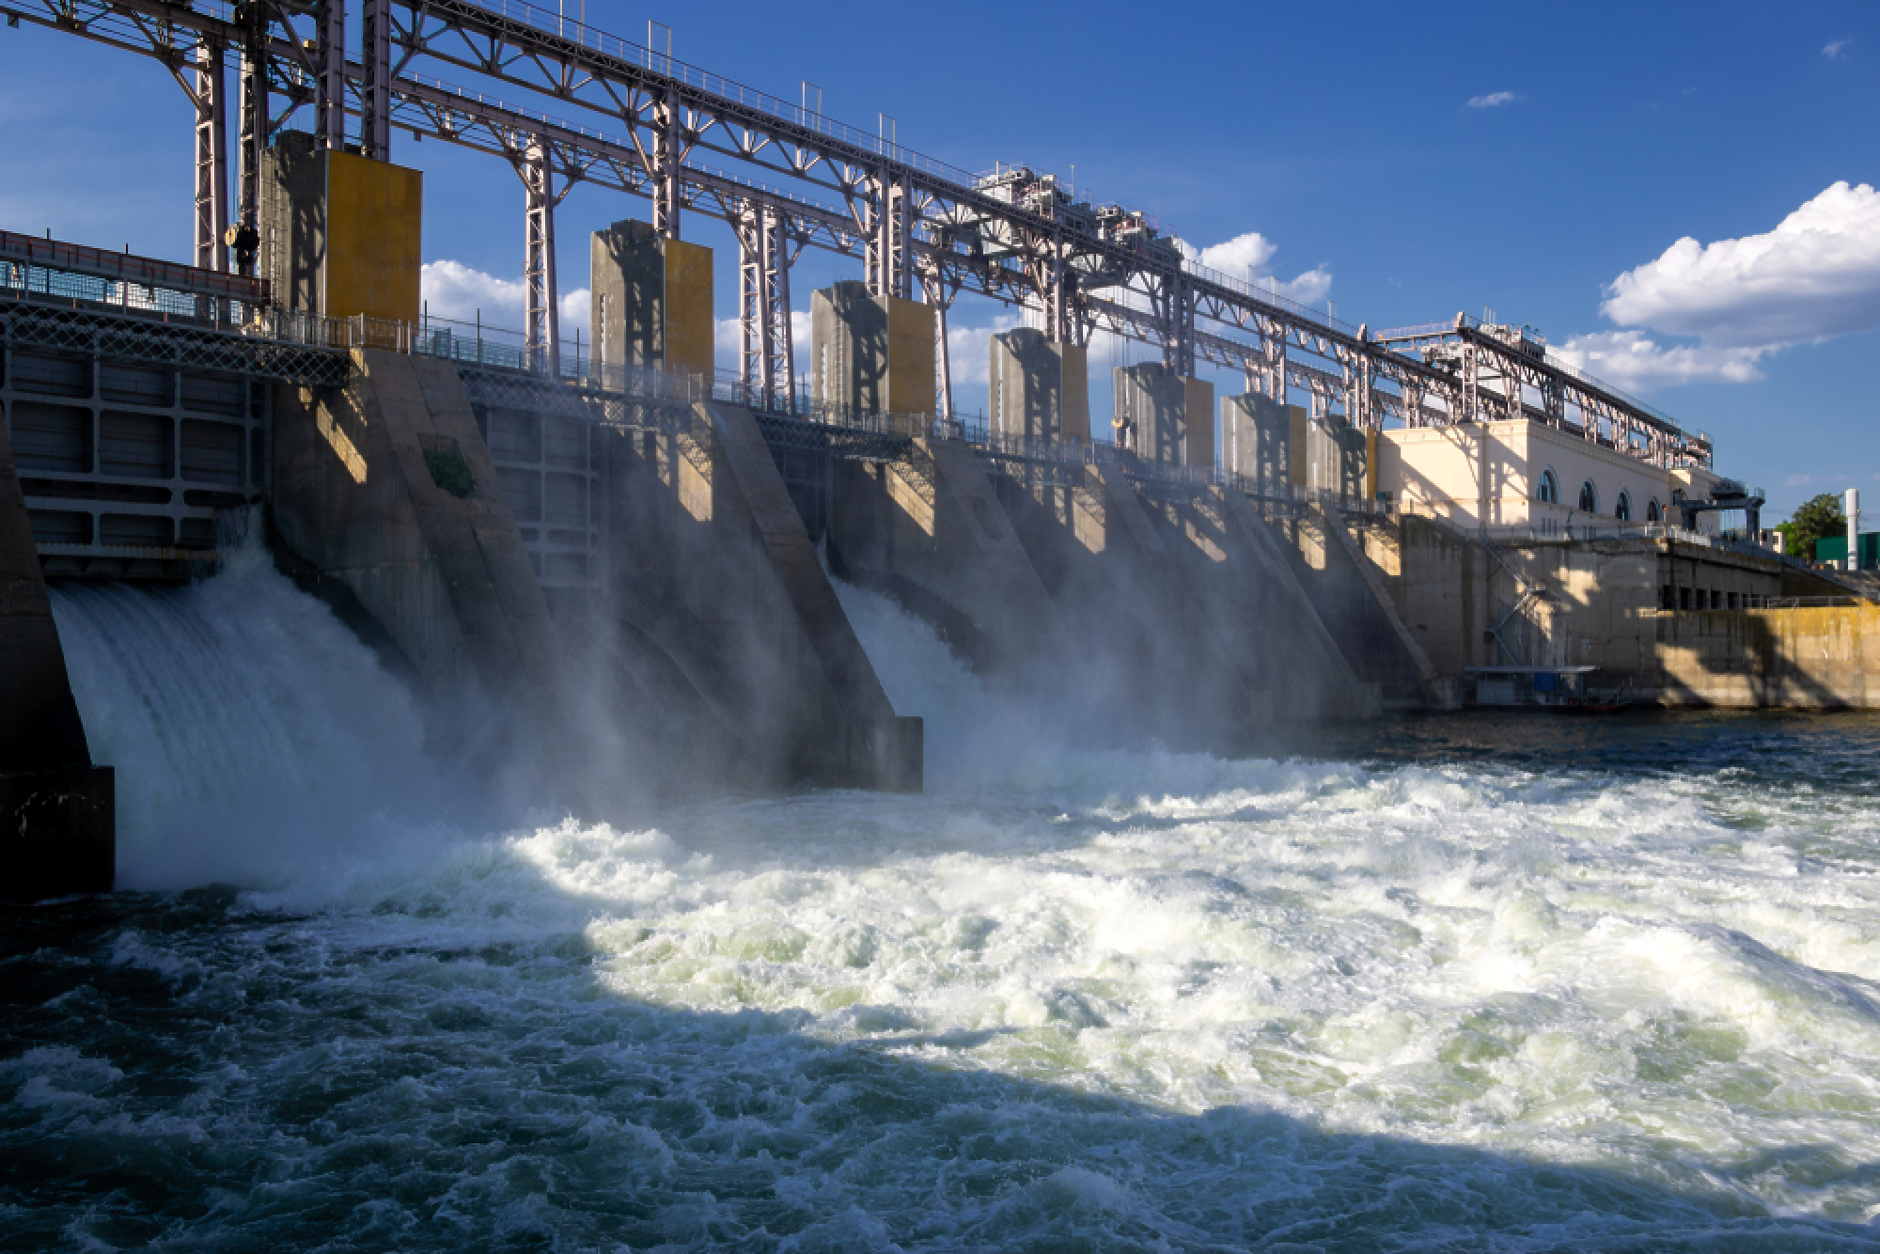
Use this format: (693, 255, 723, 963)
(988, 328, 1088, 444)
(589, 219, 713, 383)
(1114, 363, 1212, 468)
(315, 0, 346, 151)
(734, 201, 796, 409)
(810, 280, 934, 417)
(916, 269, 959, 422)
(520, 140, 565, 376)
(863, 170, 911, 301)
(192, 39, 228, 276)
(232, 2, 267, 277)
(360, 0, 394, 160)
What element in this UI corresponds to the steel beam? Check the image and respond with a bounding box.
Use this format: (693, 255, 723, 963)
(652, 88, 681, 239)
(314, 0, 346, 150)
(734, 199, 799, 409)
(6, 0, 1714, 471)
(192, 38, 228, 274)
(360, 0, 394, 159)
(521, 138, 561, 375)
(232, 3, 268, 276)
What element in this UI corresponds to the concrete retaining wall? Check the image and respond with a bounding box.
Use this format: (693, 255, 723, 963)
(1657, 606, 1880, 707)
(0, 408, 113, 898)
(829, 439, 1070, 682)
(1381, 511, 1880, 707)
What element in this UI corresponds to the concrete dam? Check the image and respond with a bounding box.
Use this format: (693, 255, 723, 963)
(0, 222, 1412, 901)
(4, 0, 1873, 903)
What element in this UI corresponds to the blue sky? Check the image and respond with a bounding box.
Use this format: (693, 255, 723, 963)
(3, 0, 1875, 518)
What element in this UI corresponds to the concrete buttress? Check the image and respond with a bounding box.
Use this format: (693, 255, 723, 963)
(829, 438, 1072, 680)
(1214, 490, 1382, 720)
(272, 349, 560, 705)
(601, 402, 921, 792)
(991, 462, 1259, 745)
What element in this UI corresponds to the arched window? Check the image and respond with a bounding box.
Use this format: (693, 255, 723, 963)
(1537, 468, 1559, 504)
(1579, 480, 1599, 513)
(1615, 491, 1631, 522)
(1646, 498, 1662, 523)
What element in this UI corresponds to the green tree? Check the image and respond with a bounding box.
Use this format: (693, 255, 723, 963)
(1777, 493, 1845, 560)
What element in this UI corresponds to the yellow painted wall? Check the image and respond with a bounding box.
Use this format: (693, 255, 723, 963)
(1059, 343, 1090, 442)
(1184, 377, 1215, 468)
(885, 296, 936, 415)
(323, 150, 422, 322)
(1288, 405, 1308, 486)
(663, 239, 715, 378)
(1366, 429, 1379, 501)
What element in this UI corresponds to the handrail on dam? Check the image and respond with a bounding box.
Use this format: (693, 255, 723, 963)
(407, 312, 1392, 513)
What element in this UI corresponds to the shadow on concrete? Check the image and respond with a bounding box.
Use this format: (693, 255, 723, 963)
(4, 877, 1876, 1251)
(1654, 609, 1854, 711)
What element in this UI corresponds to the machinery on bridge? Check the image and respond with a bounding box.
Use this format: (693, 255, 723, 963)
(1671, 479, 1766, 537)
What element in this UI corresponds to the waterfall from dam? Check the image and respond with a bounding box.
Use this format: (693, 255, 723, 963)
(46, 524, 469, 891)
(14, 548, 1880, 1247)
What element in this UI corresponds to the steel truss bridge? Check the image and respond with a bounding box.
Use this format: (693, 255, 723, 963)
(5, 0, 1711, 471)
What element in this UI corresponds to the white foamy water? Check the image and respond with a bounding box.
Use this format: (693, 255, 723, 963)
(46, 520, 471, 890)
(9, 570, 1880, 1248)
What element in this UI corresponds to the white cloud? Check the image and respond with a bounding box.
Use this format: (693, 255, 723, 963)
(1600, 181, 1880, 348)
(945, 311, 1023, 388)
(1179, 230, 1333, 308)
(714, 311, 816, 374)
(1467, 91, 1522, 109)
(561, 287, 591, 327)
(1193, 231, 1278, 276)
(1550, 330, 1769, 390)
(1280, 266, 1333, 306)
(1824, 37, 1852, 59)
(420, 259, 588, 329)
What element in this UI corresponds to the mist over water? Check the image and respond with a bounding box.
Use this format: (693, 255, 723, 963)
(9, 563, 1880, 1248)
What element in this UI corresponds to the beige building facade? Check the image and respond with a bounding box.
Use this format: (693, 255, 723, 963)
(1375, 419, 1722, 535)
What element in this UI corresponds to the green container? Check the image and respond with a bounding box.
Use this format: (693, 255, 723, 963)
(1814, 533, 1880, 565)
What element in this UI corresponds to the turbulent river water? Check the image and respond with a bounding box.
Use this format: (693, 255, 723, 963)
(8, 550, 1880, 1251)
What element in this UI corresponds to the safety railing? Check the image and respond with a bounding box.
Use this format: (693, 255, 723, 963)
(0, 229, 270, 305)
(1180, 256, 1361, 338)
(0, 259, 265, 330)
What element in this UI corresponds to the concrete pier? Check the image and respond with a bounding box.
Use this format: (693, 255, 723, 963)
(830, 438, 1072, 681)
(988, 329, 1089, 443)
(812, 282, 936, 415)
(262, 131, 423, 321)
(1138, 482, 1382, 721)
(1292, 410, 1371, 503)
(589, 220, 715, 378)
(1220, 392, 1291, 494)
(272, 349, 563, 710)
(1266, 504, 1449, 707)
(602, 400, 922, 792)
(0, 412, 113, 900)
(1114, 364, 1214, 467)
(986, 464, 1265, 744)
